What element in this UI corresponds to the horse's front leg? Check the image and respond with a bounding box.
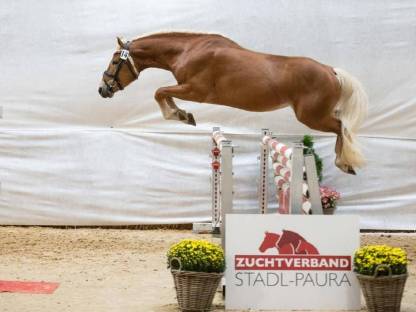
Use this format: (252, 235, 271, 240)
(155, 95, 194, 125)
(154, 84, 198, 126)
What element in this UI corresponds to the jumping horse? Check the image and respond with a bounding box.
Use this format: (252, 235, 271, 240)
(99, 31, 368, 174)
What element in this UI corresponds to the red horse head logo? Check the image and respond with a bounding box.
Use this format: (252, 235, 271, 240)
(259, 230, 319, 255)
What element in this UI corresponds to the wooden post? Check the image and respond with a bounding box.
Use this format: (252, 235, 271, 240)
(304, 154, 323, 214)
(220, 140, 233, 251)
(289, 143, 304, 214)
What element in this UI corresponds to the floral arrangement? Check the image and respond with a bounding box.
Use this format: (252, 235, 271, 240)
(320, 186, 340, 210)
(167, 239, 225, 273)
(354, 245, 408, 276)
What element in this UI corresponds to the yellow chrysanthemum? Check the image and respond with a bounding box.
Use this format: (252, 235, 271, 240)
(353, 245, 407, 276)
(167, 239, 225, 273)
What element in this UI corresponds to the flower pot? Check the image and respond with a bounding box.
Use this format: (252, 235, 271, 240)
(356, 264, 408, 312)
(170, 258, 223, 311)
(323, 207, 335, 215)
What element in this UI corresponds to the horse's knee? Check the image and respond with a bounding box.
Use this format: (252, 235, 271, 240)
(154, 90, 164, 102)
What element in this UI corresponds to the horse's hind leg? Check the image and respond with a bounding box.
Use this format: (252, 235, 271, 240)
(315, 117, 356, 175)
(154, 84, 197, 126)
(294, 103, 356, 174)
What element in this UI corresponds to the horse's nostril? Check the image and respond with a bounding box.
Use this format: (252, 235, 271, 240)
(98, 87, 103, 94)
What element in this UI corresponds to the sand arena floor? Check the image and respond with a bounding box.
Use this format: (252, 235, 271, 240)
(0, 227, 415, 312)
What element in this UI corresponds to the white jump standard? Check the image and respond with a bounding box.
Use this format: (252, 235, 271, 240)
(259, 129, 323, 215)
(193, 127, 233, 248)
(211, 128, 233, 249)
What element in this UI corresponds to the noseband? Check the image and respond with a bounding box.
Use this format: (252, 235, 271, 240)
(103, 44, 139, 92)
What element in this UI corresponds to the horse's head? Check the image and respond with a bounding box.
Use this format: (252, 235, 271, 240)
(259, 231, 280, 253)
(98, 37, 139, 98)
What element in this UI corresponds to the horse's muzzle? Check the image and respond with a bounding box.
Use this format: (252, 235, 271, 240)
(98, 85, 113, 98)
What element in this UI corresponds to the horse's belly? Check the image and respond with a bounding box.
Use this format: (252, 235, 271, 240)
(210, 88, 289, 112)
(208, 62, 289, 111)
(226, 100, 290, 112)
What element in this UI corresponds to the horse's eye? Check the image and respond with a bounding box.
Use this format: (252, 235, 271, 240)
(112, 61, 118, 65)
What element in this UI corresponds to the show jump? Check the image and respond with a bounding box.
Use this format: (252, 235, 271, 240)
(98, 31, 368, 175)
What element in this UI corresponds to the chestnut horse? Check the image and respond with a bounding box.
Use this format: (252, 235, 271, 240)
(99, 31, 368, 174)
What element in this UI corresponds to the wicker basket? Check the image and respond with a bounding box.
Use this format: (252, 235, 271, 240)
(170, 258, 223, 311)
(356, 264, 408, 312)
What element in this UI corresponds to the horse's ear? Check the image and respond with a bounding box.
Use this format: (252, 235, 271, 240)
(116, 37, 125, 48)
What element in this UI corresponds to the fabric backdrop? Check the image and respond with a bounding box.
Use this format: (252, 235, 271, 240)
(0, 0, 415, 229)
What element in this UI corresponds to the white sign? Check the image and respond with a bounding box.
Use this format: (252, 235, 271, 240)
(225, 214, 360, 310)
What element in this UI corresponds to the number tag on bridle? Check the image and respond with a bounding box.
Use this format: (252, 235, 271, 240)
(120, 49, 129, 60)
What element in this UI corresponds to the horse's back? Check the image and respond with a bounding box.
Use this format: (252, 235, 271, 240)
(175, 35, 340, 111)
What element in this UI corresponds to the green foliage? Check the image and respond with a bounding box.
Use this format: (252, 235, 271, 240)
(354, 245, 408, 276)
(167, 239, 225, 273)
(302, 135, 323, 182)
(302, 135, 314, 149)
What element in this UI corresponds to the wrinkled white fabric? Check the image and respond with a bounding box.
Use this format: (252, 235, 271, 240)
(0, 1, 415, 229)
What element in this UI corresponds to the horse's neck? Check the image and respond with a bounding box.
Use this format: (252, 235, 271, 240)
(130, 33, 240, 72)
(130, 36, 187, 71)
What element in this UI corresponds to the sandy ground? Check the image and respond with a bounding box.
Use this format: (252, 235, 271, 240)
(0, 227, 414, 312)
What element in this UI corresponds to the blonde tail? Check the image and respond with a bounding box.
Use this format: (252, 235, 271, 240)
(334, 68, 368, 169)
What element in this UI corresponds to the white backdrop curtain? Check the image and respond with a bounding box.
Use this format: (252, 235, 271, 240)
(0, 0, 415, 229)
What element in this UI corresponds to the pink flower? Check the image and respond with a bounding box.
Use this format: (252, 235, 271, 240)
(320, 186, 340, 208)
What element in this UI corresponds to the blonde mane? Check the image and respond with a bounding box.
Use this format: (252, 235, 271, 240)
(115, 30, 228, 51)
(131, 30, 227, 41)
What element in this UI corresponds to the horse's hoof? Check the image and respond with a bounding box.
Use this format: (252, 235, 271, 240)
(335, 160, 357, 175)
(177, 111, 187, 121)
(187, 113, 196, 126)
(347, 166, 356, 175)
